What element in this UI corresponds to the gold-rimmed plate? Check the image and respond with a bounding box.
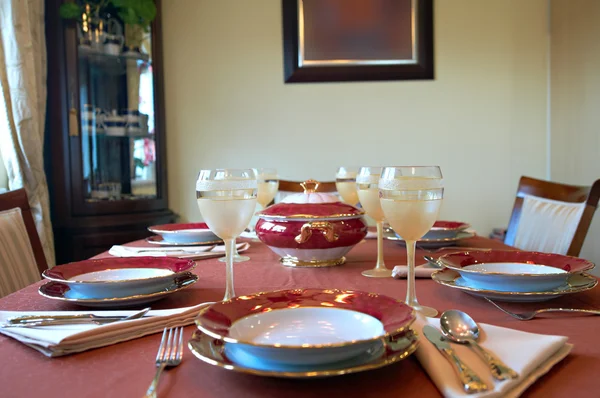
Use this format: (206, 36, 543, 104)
(431, 268, 597, 302)
(38, 273, 199, 308)
(385, 231, 475, 248)
(145, 235, 224, 246)
(187, 328, 419, 378)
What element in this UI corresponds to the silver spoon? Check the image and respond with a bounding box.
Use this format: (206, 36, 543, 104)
(423, 255, 442, 268)
(440, 309, 519, 381)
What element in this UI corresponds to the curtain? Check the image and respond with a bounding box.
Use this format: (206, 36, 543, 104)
(0, 0, 55, 266)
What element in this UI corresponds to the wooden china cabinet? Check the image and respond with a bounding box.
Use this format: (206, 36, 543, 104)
(44, 0, 175, 264)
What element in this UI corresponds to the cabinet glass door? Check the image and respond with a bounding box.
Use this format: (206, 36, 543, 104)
(77, 14, 157, 202)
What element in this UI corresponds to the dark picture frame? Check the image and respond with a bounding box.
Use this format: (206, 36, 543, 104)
(282, 0, 434, 83)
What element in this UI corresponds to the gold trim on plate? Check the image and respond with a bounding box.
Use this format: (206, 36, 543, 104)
(187, 328, 419, 378)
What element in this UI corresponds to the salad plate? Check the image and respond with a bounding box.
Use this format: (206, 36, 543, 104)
(195, 288, 414, 366)
(38, 273, 198, 308)
(187, 328, 419, 378)
(145, 235, 223, 246)
(42, 257, 196, 298)
(148, 222, 220, 244)
(431, 268, 597, 302)
(438, 250, 595, 292)
(386, 231, 475, 248)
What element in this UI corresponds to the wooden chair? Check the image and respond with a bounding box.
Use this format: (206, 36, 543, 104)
(0, 189, 47, 274)
(278, 179, 337, 193)
(275, 179, 338, 204)
(504, 176, 600, 256)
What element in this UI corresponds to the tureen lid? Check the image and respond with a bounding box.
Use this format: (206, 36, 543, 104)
(258, 180, 364, 220)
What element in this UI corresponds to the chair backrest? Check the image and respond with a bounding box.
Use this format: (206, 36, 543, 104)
(0, 189, 47, 274)
(504, 176, 600, 256)
(278, 179, 338, 193)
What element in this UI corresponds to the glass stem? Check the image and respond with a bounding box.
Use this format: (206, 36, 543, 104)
(405, 240, 419, 307)
(375, 221, 386, 270)
(223, 238, 235, 301)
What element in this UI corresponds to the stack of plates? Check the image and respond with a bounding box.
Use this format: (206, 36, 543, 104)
(189, 288, 419, 378)
(147, 223, 222, 246)
(386, 221, 474, 248)
(432, 250, 597, 302)
(40, 258, 198, 308)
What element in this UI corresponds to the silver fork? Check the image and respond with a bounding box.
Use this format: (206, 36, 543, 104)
(417, 245, 493, 253)
(143, 327, 184, 398)
(485, 298, 600, 320)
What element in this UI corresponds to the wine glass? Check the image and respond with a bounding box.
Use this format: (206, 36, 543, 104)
(357, 167, 392, 278)
(379, 166, 443, 316)
(218, 168, 279, 264)
(256, 168, 279, 209)
(196, 168, 257, 301)
(335, 166, 359, 206)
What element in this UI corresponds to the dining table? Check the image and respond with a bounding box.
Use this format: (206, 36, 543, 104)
(1, 235, 599, 398)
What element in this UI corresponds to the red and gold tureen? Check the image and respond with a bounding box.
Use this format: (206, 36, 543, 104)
(256, 180, 368, 267)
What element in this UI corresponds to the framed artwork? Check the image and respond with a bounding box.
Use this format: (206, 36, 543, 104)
(282, 0, 434, 83)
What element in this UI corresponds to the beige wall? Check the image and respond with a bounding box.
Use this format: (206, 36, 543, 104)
(162, 0, 549, 236)
(551, 0, 600, 269)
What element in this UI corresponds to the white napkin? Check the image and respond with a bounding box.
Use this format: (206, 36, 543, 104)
(414, 316, 572, 398)
(239, 230, 258, 240)
(392, 263, 438, 279)
(0, 303, 212, 357)
(108, 242, 249, 259)
(365, 230, 378, 239)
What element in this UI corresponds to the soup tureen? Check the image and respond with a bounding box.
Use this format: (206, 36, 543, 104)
(255, 180, 367, 267)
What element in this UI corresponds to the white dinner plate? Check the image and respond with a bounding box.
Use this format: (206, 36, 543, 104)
(38, 273, 198, 308)
(385, 231, 475, 248)
(42, 257, 196, 298)
(188, 328, 418, 378)
(148, 223, 220, 244)
(438, 250, 595, 292)
(431, 268, 597, 302)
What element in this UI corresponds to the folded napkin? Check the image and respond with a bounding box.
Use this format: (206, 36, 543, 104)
(392, 263, 438, 279)
(239, 230, 258, 240)
(0, 303, 212, 357)
(108, 242, 249, 259)
(414, 316, 572, 398)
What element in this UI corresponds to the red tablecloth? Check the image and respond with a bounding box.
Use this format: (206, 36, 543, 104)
(1, 236, 599, 397)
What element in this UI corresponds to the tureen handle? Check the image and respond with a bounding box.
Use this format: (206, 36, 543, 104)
(300, 179, 320, 193)
(295, 221, 339, 244)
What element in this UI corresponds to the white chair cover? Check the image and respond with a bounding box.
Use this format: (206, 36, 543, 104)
(0, 207, 40, 297)
(513, 194, 585, 255)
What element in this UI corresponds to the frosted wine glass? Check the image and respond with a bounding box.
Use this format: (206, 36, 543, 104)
(218, 168, 279, 263)
(256, 168, 279, 208)
(357, 167, 392, 278)
(196, 168, 257, 301)
(379, 166, 443, 316)
(335, 166, 359, 206)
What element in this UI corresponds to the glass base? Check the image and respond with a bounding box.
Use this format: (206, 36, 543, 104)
(412, 304, 438, 317)
(361, 268, 393, 278)
(218, 254, 250, 263)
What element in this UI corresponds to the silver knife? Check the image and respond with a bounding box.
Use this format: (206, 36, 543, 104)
(4, 307, 151, 327)
(423, 325, 489, 394)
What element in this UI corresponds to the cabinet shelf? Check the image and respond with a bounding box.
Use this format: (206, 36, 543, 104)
(78, 46, 151, 75)
(45, 0, 173, 264)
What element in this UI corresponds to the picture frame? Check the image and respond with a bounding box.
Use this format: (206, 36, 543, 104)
(282, 0, 434, 83)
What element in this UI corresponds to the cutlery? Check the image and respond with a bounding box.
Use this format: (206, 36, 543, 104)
(418, 246, 492, 254)
(5, 307, 151, 327)
(423, 256, 443, 268)
(423, 325, 488, 394)
(485, 297, 600, 320)
(440, 310, 519, 380)
(144, 327, 184, 398)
